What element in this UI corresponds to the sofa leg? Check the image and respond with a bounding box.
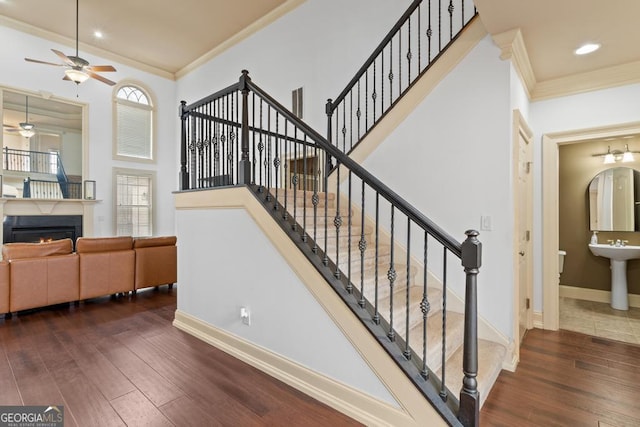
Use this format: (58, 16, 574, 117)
(4, 312, 12, 319)
(168, 283, 174, 289)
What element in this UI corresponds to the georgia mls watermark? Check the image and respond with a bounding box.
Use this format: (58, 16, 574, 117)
(0, 406, 63, 427)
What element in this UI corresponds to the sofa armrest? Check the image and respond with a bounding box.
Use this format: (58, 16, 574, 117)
(134, 236, 177, 290)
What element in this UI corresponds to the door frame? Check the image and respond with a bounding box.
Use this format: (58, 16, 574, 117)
(542, 121, 640, 330)
(513, 109, 533, 355)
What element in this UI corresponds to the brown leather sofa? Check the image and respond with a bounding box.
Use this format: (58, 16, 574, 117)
(0, 235, 177, 316)
(2, 238, 79, 312)
(76, 236, 135, 300)
(0, 261, 8, 315)
(133, 236, 177, 291)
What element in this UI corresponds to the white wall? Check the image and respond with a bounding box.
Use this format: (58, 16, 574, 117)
(530, 83, 640, 311)
(0, 25, 177, 237)
(178, 0, 412, 133)
(362, 36, 514, 338)
(176, 207, 398, 405)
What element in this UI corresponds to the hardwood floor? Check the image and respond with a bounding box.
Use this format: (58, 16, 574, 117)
(0, 287, 362, 427)
(481, 328, 640, 427)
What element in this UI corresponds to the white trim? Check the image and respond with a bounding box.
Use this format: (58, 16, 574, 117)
(542, 121, 640, 330)
(492, 29, 535, 98)
(532, 311, 544, 329)
(559, 285, 640, 309)
(173, 310, 419, 427)
(490, 28, 640, 102)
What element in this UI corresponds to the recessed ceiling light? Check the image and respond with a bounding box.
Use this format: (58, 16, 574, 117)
(94, 31, 103, 39)
(575, 43, 600, 55)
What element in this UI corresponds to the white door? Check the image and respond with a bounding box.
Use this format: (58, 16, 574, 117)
(517, 126, 533, 343)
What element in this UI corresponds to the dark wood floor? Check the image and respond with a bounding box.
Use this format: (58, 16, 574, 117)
(481, 328, 640, 427)
(0, 287, 362, 427)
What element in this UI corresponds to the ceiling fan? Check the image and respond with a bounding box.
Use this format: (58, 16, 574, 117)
(24, 0, 117, 86)
(2, 96, 36, 138)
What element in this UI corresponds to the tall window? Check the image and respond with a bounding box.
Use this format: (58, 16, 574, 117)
(114, 84, 153, 161)
(115, 170, 153, 236)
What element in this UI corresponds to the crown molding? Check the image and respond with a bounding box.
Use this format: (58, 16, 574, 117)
(176, 0, 306, 79)
(532, 60, 640, 101)
(491, 28, 535, 99)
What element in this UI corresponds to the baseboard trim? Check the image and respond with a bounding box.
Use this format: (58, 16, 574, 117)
(173, 310, 419, 427)
(559, 285, 640, 308)
(532, 310, 544, 329)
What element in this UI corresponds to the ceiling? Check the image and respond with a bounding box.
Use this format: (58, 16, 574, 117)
(474, 0, 640, 83)
(0, 0, 638, 84)
(0, 0, 292, 78)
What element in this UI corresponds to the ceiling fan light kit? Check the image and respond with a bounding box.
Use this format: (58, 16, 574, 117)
(24, 0, 117, 86)
(19, 96, 36, 139)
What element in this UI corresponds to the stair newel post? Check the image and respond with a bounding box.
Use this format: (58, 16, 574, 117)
(458, 229, 481, 427)
(325, 99, 334, 173)
(179, 100, 189, 190)
(238, 70, 252, 185)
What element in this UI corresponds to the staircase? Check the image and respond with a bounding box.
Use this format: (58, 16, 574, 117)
(273, 187, 506, 407)
(177, 1, 508, 424)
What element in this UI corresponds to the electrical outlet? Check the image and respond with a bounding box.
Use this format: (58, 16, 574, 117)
(240, 306, 251, 326)
(480, 215, 492, 231)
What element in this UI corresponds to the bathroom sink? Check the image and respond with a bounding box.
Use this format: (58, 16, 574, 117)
(588, 243, 640, 261)
(588, 243, 640, 310)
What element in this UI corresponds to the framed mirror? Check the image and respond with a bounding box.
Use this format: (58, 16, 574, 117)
(1, 88, 85, 198)
(588, 166, 640, 231)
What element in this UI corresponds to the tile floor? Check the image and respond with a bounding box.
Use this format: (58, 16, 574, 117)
(559, 297, 640, 344)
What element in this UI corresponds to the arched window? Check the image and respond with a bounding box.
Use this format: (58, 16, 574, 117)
(114, 84, 154, 161)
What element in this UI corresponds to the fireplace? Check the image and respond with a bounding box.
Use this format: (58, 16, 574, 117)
(3, 215, 83, 247)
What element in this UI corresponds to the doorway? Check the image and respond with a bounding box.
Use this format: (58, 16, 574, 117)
(542, 121, 640, 330)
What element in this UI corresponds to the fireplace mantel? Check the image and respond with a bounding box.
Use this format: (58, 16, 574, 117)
(0, 198, 99, 244)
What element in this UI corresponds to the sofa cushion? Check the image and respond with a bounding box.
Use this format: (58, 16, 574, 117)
(2, 238, 73, 260)
(76, 236, 133, 253)
(133, 236, 177, 248)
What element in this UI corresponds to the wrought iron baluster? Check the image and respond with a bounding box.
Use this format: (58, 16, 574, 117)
(346, 171, 353, 293)
(372, 62, 376, 123)
(388, 38, 394, 107)
(312, 153, 319, 253)
(418, 3, 422, 72)
(440, 246, 448, 401)
(258, 98, 264, 191)
(421, 231, 430, 379)
(388, 205, 396, 342)
(373, 192, 380, 324)
(274, 111, 280, 208)
(302, 134, 308, 242)
(359, 180, 367, 308)
(356, 80, 362, 140)
(398, 27, 402, 98)
(449, 0, 454, 41)
(283, 119, 289, 220)
(292, 127, 298, 231)
(334, 162, 342, 279)
(404, 218, 412, 360)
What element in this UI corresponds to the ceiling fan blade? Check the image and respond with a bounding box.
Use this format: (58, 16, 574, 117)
(86, 70, 116, 86)
(25, 57, 63, 66)
(51, 49, 76, 67)
(86, 65, 116, 72)
(62, 75, 72, 81)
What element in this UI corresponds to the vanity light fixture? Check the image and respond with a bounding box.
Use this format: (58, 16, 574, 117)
(594, 144, 638, 164)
